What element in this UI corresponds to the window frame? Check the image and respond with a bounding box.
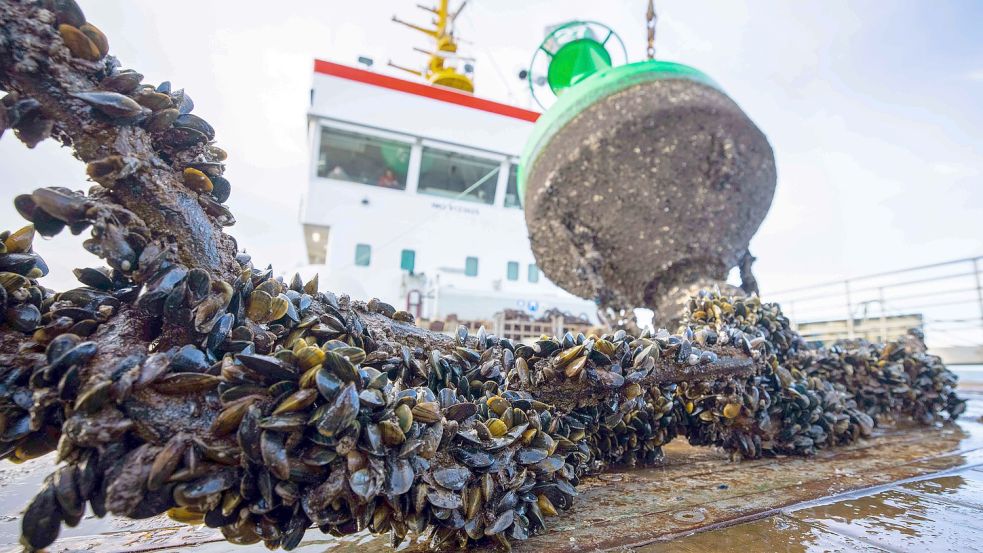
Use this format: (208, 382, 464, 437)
(315, 122, 415, 191)
(354, 243, 372, 267)
(417, 139, 507, 206)
(506, 261, 519, 281)
(465, 256, 479, 277)
(400, 249, 416, 273)
(527, 263, 539, 283)
(504, 162, 522, 209)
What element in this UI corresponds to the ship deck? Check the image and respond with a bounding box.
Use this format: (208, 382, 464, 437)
(3, 391, 982, 553)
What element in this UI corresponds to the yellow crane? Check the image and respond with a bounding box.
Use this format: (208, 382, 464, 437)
(390, 0, 475, 93)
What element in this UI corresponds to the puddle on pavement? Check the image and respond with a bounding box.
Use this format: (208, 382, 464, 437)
(901, 471, 983, 510)
(637, 515, 885, 553)
(640, 468, 983, 553)
(791, 484, 983, 552)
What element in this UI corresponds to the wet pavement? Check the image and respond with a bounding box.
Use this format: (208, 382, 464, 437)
(640, 391, 983, 553)
(3, 392, 982, 553)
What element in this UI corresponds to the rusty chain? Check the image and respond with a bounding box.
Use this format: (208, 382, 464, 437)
(646, 0, 657, 60)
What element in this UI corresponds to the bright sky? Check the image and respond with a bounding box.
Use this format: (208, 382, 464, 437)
(1, 0, 980, 298)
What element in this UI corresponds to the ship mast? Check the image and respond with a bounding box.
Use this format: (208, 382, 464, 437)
(390, 0, 475, 93)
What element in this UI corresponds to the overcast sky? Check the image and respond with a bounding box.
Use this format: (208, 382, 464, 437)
(1, 0, 980, 299)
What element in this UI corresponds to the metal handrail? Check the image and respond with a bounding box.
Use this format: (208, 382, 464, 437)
(775, 271, 978, 304)
(768, 255, 983, 351)
(769, 255, 983, 295)
(792, 298, 979, 319)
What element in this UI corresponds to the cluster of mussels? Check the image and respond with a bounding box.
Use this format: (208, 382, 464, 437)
(3, 0, 232, 232)
(677, 291, 965, 458)
(0, 223, 755, 550)
(0, 224, 61, 464)
(2, 225, 964, 551)
(0, 0, 966, 551)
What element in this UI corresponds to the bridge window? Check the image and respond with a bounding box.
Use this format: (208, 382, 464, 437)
(317, 126, 410, 190)
(465, 256, 479, 277)
(354, 244, 371, 266)
(504, 164, 522, 208)
(418, 146, 498, 205)
(507, 261, 519, 281)
(400, 249, 415, 273)
(528, 264, 539, 283)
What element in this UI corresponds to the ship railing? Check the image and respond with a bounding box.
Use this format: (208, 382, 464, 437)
(766, 255, 983, 352)
(492, 313, 594, 345)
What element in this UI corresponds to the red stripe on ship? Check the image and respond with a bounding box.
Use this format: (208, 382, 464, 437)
(314, 59, 540, 123)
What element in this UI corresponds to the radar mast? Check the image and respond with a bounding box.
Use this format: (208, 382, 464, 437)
(390, 0, 475, 93)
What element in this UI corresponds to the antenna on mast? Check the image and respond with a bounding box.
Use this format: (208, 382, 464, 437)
(389, 0, 475, 93)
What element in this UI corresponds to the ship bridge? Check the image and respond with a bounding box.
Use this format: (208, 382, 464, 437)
(301, 60, 596, 325)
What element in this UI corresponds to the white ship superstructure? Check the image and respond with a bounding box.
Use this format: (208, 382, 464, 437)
(301, 60, 596, 323)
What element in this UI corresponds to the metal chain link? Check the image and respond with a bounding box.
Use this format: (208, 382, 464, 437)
(646, 0, 657, 60)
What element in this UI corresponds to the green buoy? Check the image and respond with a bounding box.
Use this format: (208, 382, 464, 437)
(520, 21, 776, 320)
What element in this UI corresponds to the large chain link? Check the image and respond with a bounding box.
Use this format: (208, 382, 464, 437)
(646, 0, 657, 60)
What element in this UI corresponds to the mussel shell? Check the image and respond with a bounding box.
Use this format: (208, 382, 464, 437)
(516, 448, 549, 465)
(173, 113, 215, 140)
(432, 465, 470, 491)
(183, 469, 238, 499)
(426, 485, 462, 509)
(348, 468, 381, 501)
(170, 345, 208, 372)
(49, 341, 98, 374)
(206, 313, 234, 353)
(99, 70, 144, 94)
(1, 415, 30, 442)
(72, 91, 145, 119)
(260, 431, 290, 480)
(145, 107, 180, 133)
(314, 383, 359, 438)
(51, 0, 85, 27)
(324, 350, 360, 383)
(153, 372, 221, 394)
(158, 126, 207, 150)
(73, 267, 115, 290)
(259, 413, 306, 432)
(315, 367, 344, 402)
(32, 207, 68, 237)
(59, 24, 101, 62)
(132, 89, 173, 111)
(6, 303, 40, 332)
(21, 481, 62, 550)
(444, 401, 477, 422)
(238, 405, 264, 463)
(360, 424, 386, 456)
(0, 272, 28, 292)
(211, 176, 232, 203)
(451, 447, 493, 469)
(282, 512, 310, 551)
(57, 366, 81, 400)
(236, 353, 297, 382)
(173, 89, 195, 115)
(0, 253, 41, 275)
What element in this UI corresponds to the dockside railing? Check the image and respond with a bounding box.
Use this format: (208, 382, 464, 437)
(766, 256, 983, 356)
